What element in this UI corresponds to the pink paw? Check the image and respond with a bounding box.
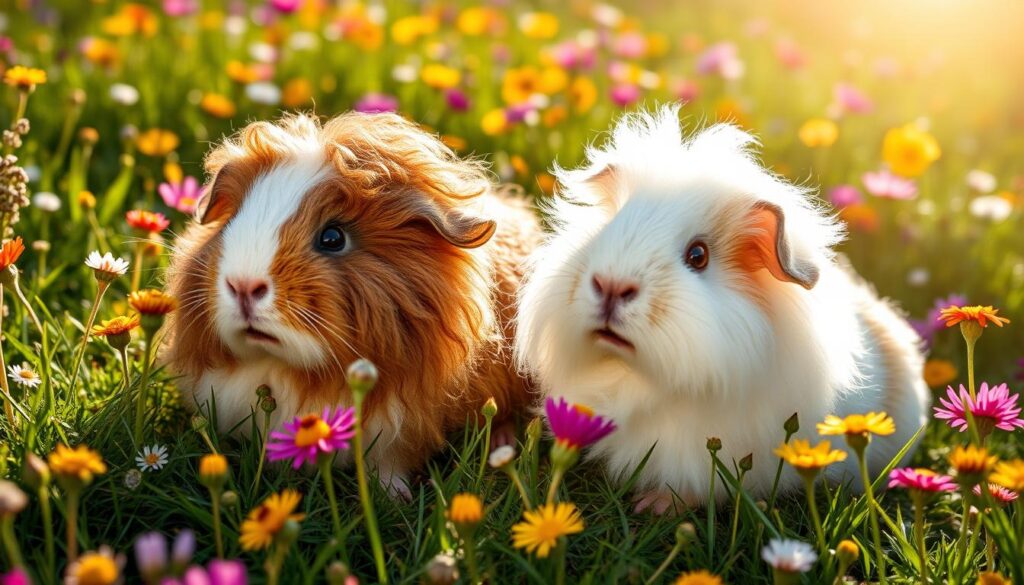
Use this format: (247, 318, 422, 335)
(490, 420, 517, 449)
(633, 490, 683, 515)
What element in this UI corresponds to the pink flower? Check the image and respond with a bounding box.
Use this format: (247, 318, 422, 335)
(162, 0, 198, 17)
(268, 0, 301, 13)
(549, 40, 596, 70)
(354, 93, 399, 114)
(696, 42, 744, 80)
(671, 79, 700, 103)
(862, 169, 918, 200)
(774, 38, 806, 70)
(828, 185, 863, 208)
(267, 407, 356, 468)
(934, 382, 1024, 433)
(445, 88, 471, 112)
(159, 177, 203, 214)
(832, 83, 874, 115)
(613, 32, 647, 59)
(974, 483, 1018, 505)
(545, 397, 616, 449)
(610, 84, 641, 107)
(0, 568, 30, 585)
(888, 468, 957, 493)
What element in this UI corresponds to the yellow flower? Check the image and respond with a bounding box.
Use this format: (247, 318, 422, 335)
(882, 123, 941, 177)
(282, 78, 313, 108)
(136, 129, 180, 157)
(978, 572, 1012, 585)
(938, 305, 1010, 329)
(102, 3, 158, 36)
(836, 539, 859, 564)
(949, 445, 998, 479)
(441, 135, 467, 151)
(78, 190, 98, 209)
(798, 118, 838, 148)
(990, 459, 1024, 492)
(226, 60, 261, 84)
(47, 444, 107, 485)
(817, 412, 895, 438)
(66, 546, 123, 585)
(511, 502, 584, 558)
(774, 439, 847, 473)
(569, 77, 598, 114)
(91, 315, 140, 337)
(923, 359, 958, 388)
(457, 7, 500, 36)
(519, 12, 559, 39)
(129, 289, 178, 315)
(240, 489, 306, 551)
(3, 66, 47, 92)
(200, 94, 236, 119)
(481, 109, 508, 136)
(81, 39, 121, 68)
(421, 64, 461, 90)
(674, 570, 724, 585)
(501, 66, 567, 105)
(391, 15, 438, 46)
(447, 493, 484, 525)
(198, 453, 228, 489)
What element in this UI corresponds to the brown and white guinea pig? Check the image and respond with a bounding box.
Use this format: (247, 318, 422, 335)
(165, 112, 541, 496)
(514, 105, 930, 513)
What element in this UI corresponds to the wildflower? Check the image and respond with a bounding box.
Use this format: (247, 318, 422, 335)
(511, 502, 584, 558)
(390, 15, 437, 45)
(354, 93, 399, 114)
(134, 531, 168, 581)
(158, 177, 202, 214)
(48, 444, 107, 487)
(990, 459, 1024, 492)
(91, 315, 140, 349)
(761, 538, 816, 573)
(862, 169, 918, 199)
(488, 445, 516, 468)
(696, 42, 745, 80)
(64, 546, 124, 585)
(966, 169, 997, 193)
(949, 444, 998, 486)
(0, 237, 24, 272)
(200, 93, 236, 118)
(938, 305, 1011, 329)
(245, 82, 281, 106)
(882, 123, 941, 177)
(447, 493, 483, 528)
(136, 129, 180, 157)
(123, 470, 142, 490)
(610, 84, 641, 108)
(923, 359, 957, 388)
(828, 185, 862, 208)
(673, 570, 723, 585)
(831, 82, 873, 115)
(267, 407, 357, 468)
(32, 191, 61, 212)
(282, 77, 313, 108)
(888, 467, 957, 493)
(0, 480, 27, 517)
(126, 210, 170, 233)
(835, 539, 859, 569)
(198, 454, 228, 490)
(481, 109, 508, 136)
(457, 7, 500, 36)
(974, 483, 1018, 505)
(84, 251, 129, 283)
(518, 12, 559, 39)
(7, 365, 40, 388)
(240, 489, 305, 551)
(445, 88, 470, 112)
(798, 118, 838, 148)
(969, 195, 1014, 222)
(78, 191, 97, 209)
(546, 398, 616, 450)
(935, 382, 1023, 439)
(135, 445, 169, 472)
(978, 573, 1012, 585)
(425, 553, 459, 585)
(817, 412, 895, 439)
(0, 568, 29, 585)
(129, 289, 178, 316)
(773, 439, 846, 477)
(82, 38, 121, 68)
(569, 77, 598, 114)
(421, 64, 461, 90)
(3, 66, 46, 92)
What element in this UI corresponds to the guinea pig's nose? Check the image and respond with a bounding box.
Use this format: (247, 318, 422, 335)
(592, 274, 640, 316)
(226, 276, 270, 318)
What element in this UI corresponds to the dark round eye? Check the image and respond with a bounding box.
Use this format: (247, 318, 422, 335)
(684, 241, 709, 271)
(317, 225, 347, 253)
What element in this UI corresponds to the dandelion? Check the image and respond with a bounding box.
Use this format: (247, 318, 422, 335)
(935, 382, 1023, 440)
(511, 502, 584, 558)
(3, 66, 46, 92)
(761, 538, 816, 580)
(6, 365, 39, 388)
(882, 123, 941, 177)
(135, 445, 169, 472)
(49, 444, 106, 562)
(64, 546, 124, 585)
(990, 459, 1024, 492)
(136, 129, 180, 157)
(673, 570, 723, 585)
(240, 489, 305, 551)
(797, 118, 838, 148)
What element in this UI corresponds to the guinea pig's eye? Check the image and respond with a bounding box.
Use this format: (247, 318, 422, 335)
(316, 225, 347, 253)
(684, 241, 709, 271)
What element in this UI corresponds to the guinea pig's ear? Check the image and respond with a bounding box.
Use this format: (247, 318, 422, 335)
(738, 201, 819, 289)
(196, 164, 238, 225)
(412, 199, 497, 249)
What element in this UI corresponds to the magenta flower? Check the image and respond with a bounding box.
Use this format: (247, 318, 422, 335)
(162, 0, 198, 16)
(671, 79, 700, 103)
(974, 483, 1018, 505)
(610, 84, 641, 108)
(613, 32, 647, 59)
(828, 185, 863, 208)
(934, 382, 1024, 433)
(545, 397, 616, 449)
(549, 40, 596, 70)
(166, 560, 248, 585)
(267, 407, 356, 468)
(354, 93, 399, 114)
(0, 568, 29, 585)
(862, 169, 918, 200)
(888, 468, 957, 493)
(832, 83, 874, 115)
(444, 88, 471, 112)
(159, 177, 203, 214)
(268, 0, 301, 13)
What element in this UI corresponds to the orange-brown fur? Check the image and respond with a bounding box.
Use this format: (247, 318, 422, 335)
(165, 112, 541, 474)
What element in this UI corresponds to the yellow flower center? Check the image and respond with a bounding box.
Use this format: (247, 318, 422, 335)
(146, 453, 160, 465)
(294, 415, 331, 447)
(572, 404, 594, 418)
(75, 555, 119, 585)
(17, 371, 35, 381)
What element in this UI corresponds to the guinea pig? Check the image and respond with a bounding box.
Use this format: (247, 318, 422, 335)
(515, 105, 929, 512)
(165, 112, 541, 496)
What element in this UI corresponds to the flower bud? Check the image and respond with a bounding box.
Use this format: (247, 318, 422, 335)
(0, 480, 28, 518)
(277, 518, 301, 547)
(784, 412, 800, 435)
(346, 359, 378, 397)
(77, 190, 97, 210)
(255, 384, 272, 399)
(739, 453, 753, 472)
(425, 552, 459, 585)
(260, 396, 277, 414)
(190, 414, 209, 433)
(481, 397, 498, 419)
(549, 440, 580, 472)
(78, 127, 99, 145)
(706, 437, 722, 454)
(325, 561, 350, 585)
(221, 490, 239, 509)
(488, 445, 516, 469)
(836, 539, 859, 566)
(525, 416, 542, 453)
(675, 522, 696, 547)
(124, 469, 143, 490)
(198, 454, 228, 491)
(22, 453, 50, 489)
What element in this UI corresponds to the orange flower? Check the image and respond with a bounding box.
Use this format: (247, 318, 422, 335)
(136, 129, 180, 157)
(128, 289, 178, 315)
(938, 305, 1010, 328)
(0, 237, 25, 271)
(126, 210, 170, 233)
(3, 66, 46, 92)
(91, 315, 140, 337)
(200, 94, 236, 118)
(282, 78, 313, 108)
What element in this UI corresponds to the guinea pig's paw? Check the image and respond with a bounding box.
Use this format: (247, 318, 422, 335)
(632, 490, 684, 516)
(490, 420, 517, 450)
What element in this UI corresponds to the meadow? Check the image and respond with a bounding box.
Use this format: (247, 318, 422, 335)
(0, 0, 1023, 583)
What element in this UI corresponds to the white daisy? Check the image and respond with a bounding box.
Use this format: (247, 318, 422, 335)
(7, 365, 41, 388)
(31, 191, 61, 213)
(109, 83, 140, 106)
(488, 445, 516, 469)
(244, 82, 281, 106)
(969, 195, 1013, 222)
(84, 251, 130, 280)
(761, 538, 817, 573)
(135, 444, 169, 472)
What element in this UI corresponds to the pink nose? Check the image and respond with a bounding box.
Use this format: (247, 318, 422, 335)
(592, 274, 639, 320)
(226, 276, 269, 319)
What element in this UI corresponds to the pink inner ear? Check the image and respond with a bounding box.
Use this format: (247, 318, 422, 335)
(737, 206, 801, 285)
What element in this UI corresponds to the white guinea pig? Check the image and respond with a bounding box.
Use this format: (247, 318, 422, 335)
(515, 105, 929, 512)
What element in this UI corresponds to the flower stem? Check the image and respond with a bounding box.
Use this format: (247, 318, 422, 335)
(0, 288, 16, 428)
(318, 457, 343, 539)
(729, 470, 746, 551)
(119, 347, 131, 394)
(209, 488, 224, 559)
(645, 539, 683, 585)
(554, 540, 567, 585)
(965, 335, 977, 400)
(1, 517, 23, 568)
(768, 428, 797, 514)
(65, 488, 80, 563)
(68, 281, 109, 399)
(130, 242, 144, 292)
(251, 409, 271, 497)
(133, 331, 156, 445)
(464, 537, 481, 584)
(856, 447, 887, 585)
(40, 485, 55, 581)
(353, 393, 388, 584)
(546, 467, 565, 505)
(803, 475, 827, 556)
(477, 415, 493, 487)
(10, 278, 43, 338)
(505, 465, 532, 510)
(913, 494, 928, 584)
